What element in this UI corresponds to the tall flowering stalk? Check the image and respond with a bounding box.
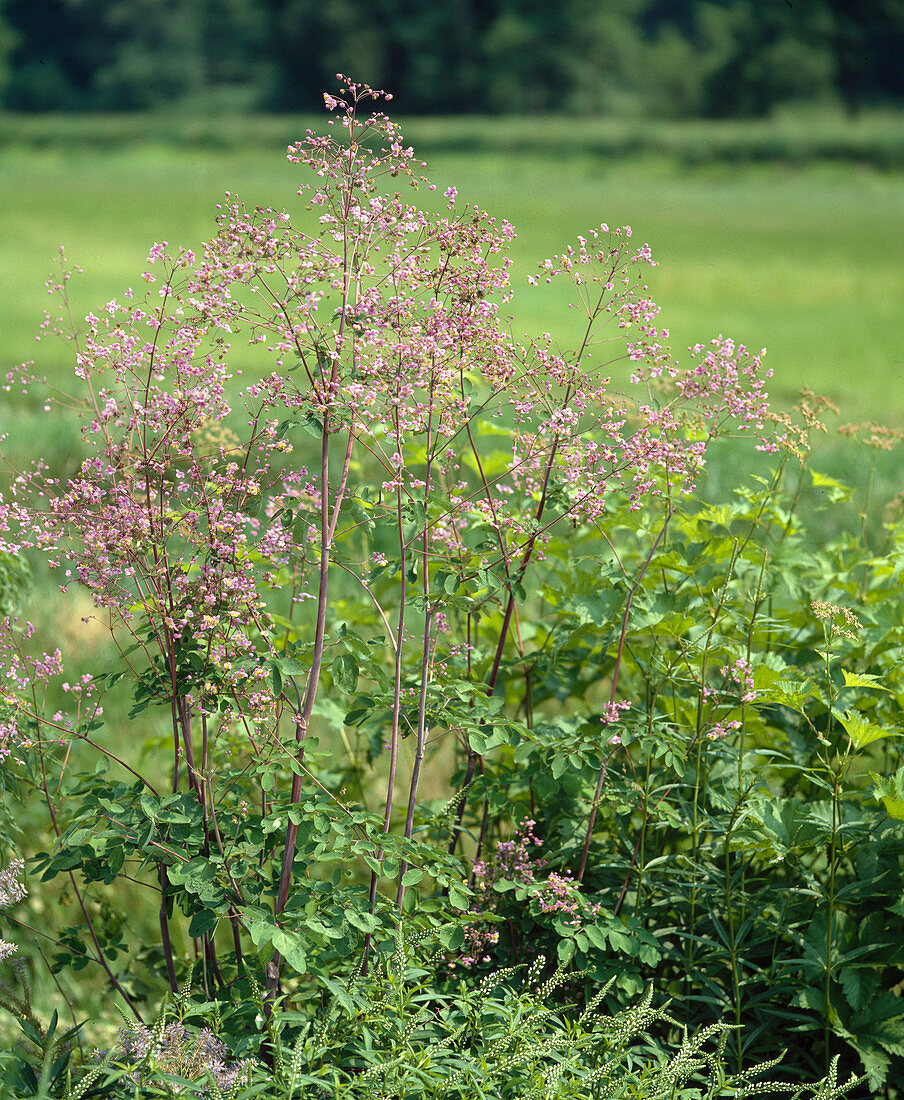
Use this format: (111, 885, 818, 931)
(0, 77, 773, 1013)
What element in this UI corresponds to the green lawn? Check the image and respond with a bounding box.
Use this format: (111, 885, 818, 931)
(1, 121, 903, 425)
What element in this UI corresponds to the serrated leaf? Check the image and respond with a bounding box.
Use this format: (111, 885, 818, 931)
(851, 1042, 890, 1089)
(853, 994, 904, 1059)
(872, 768, 904, 820)
(840, 967, 880, 1014)
(841, 669, 892, 693)
(792, 986, 825, 1012)
(810, 470, 853, 502)
(838, 709, 894, 750)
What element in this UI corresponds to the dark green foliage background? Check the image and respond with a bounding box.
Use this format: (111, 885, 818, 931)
(1, 0, 904, 116)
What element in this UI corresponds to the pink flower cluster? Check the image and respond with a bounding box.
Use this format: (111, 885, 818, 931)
(721, 657, 757, 703)
(701, 657, 756, 740)
(0, 858, 26, 961)
(451, 819, 599, 968)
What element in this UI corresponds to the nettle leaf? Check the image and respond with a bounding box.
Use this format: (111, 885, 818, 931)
(849, 1042, 890, 1089)
(754, 668, 818, 712)
(810, 469, 854, 503)
(852, 992, 904, 1056)
(792, 985, 825, 1013)
(840, 967, 881, 1014)
(841, 669, 892, 694)
(628, 592, 680, 633)
(872, 767, 904, 819)
(332, 653, 359, 694)
(562, 589, 619, 628)
(838, 709, 896, 750)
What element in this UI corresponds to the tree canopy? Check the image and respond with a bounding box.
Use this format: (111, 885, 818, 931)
(2, 0, 903, 116)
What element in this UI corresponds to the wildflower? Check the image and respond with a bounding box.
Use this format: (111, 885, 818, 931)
(811, 601, 861, 641)
(0, 858, 26, 960)
(110, 1020, 250, 1096)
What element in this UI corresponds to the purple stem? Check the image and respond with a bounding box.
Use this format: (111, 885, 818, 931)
(575, 510, 673, 883)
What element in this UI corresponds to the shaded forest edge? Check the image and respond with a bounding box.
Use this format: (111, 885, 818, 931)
(1, 0, 904, 118)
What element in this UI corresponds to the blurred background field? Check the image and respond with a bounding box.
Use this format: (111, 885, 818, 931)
(2, 112, 903, 433)
(2, 0, 904, 437)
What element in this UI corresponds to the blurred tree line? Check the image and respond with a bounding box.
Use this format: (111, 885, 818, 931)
(1, 0, 903, 116)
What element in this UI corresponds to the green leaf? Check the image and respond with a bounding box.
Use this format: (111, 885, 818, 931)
(440, 925, 465, 951)
(188, 910, 219, 938)
(300, 413, 324, 438)
(448, 883, 471, 910)
(401, 867, 424, 887)
(557, 938, 575, 965)
(332, 653, 359, 694)
(841, 669, 892, 694)
(270, 662, 283, 698)
(872, 767, 904, 819)
(853, 992, 904, 1057)
(467, 730, 488, 755)
(277, 656, 309, 677)
(810, 470, 853, 503)
(606, 926, 634, 953)
(271, 929, 308, 973)
(838, 709, 895, 750)
(345, 909, 380, 934)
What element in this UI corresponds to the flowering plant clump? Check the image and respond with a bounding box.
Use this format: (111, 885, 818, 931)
(452, 819, 601, 969)
(6, 77, 875, 1094)
(104, 1019, 250, 1096)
